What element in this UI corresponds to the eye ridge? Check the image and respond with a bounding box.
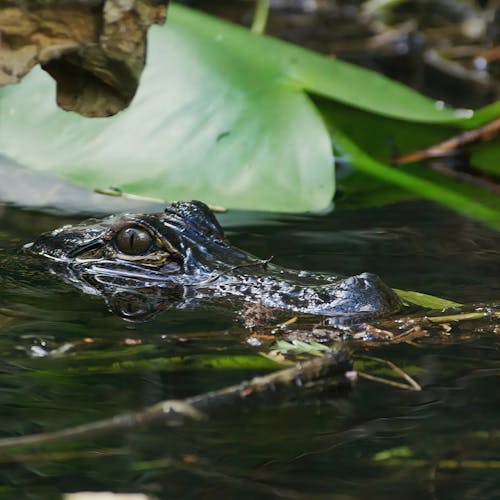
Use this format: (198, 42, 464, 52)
(115, 225, 154, 255)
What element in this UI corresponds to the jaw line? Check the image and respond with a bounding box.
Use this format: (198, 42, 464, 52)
(82, 261, 171, 282)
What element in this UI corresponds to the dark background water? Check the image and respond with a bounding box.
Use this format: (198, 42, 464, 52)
(0, 201, 498, 499)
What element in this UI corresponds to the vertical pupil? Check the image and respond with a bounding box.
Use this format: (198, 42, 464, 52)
(116, 226, 152, 255)
(128, 230, 135, 249)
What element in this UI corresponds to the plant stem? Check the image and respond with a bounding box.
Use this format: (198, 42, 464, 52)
(251, 0, 270, 35)
(427, 310, 500, 323)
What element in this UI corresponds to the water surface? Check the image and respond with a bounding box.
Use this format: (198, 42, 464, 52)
(0, 201, 498, 499)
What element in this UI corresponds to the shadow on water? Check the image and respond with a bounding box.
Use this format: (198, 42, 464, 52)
(0, 201, 499, 498)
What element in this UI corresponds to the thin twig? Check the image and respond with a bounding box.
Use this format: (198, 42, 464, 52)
(93, 188, 226, 213)
(394, 117, 500, 165)
(357, 371, 420, 391)
(356, 355, 422, 391)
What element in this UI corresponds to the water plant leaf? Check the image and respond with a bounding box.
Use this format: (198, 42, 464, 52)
(166, 5, 464, 124)
(394, 289, 461, 309)
(30, 353, 283, 376)
(0, 6, 334, 212)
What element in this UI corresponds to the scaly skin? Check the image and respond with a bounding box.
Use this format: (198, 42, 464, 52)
(27, 201, 402, 322)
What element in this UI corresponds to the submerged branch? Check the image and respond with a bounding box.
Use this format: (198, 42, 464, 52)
(0, 349, 352, 453)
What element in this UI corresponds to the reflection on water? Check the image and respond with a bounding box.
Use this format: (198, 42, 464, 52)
(0, 201, 499, 498)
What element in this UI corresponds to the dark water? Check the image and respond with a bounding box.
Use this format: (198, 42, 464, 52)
(0, 201, 499, 499)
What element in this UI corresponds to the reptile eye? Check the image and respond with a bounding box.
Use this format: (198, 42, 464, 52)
(115, 226, 153, 255)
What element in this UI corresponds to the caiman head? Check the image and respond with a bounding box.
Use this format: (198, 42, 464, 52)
(27, 201, 402, 322)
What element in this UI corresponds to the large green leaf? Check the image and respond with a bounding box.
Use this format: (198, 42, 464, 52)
(0, 6, 334, 212)
(166, 4, 463, 124)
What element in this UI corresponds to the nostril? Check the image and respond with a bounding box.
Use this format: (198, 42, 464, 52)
(344, 275, 371, 289)
(357, 272, 381, 288)
(358, 272, 377, 281)
(342, 276, 356, 286)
